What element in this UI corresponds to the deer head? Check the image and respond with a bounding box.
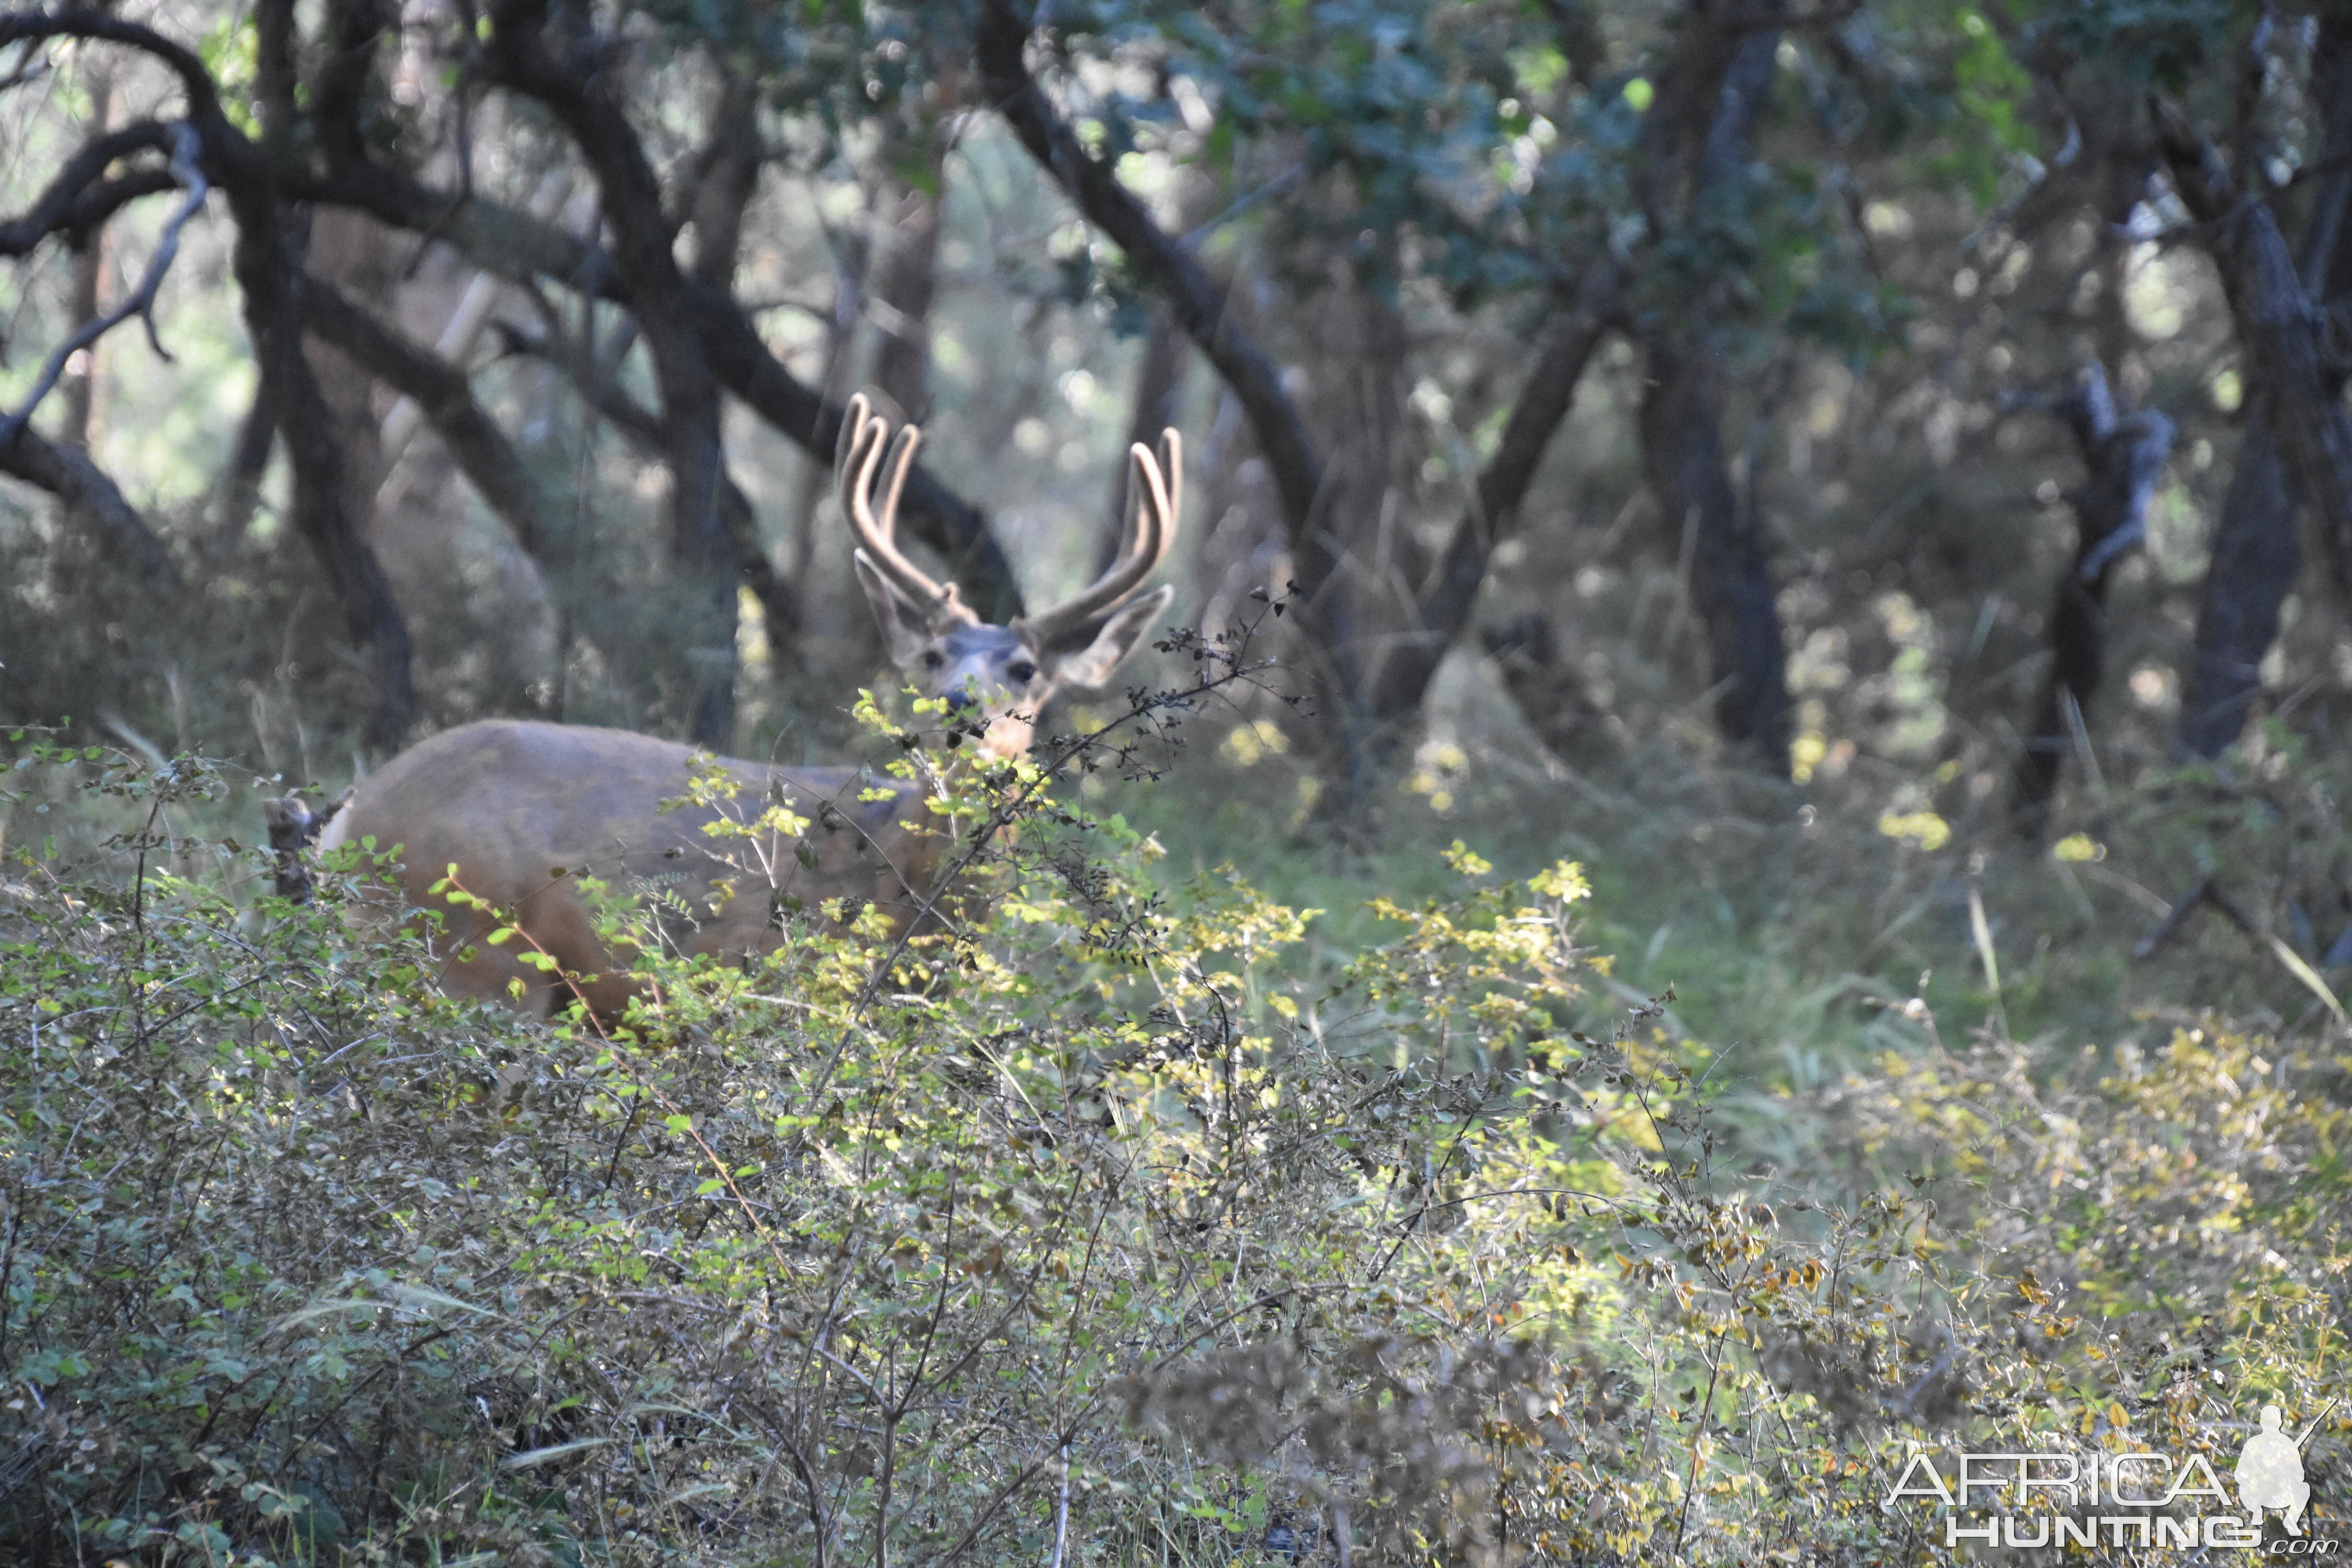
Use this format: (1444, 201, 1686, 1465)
(836, 393, 1180, 759)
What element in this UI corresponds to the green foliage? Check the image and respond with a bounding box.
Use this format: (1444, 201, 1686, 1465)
(1950, 11, 2035, 170)
(6, 737, 2349, 1564)
(2032, 0, 2245, 93)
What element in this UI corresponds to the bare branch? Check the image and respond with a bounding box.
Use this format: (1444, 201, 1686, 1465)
(0, 119, 177, 255)
(973, 0, 1329, 575)
(0, 122, 206, 447)
(0, 425, 170, 580)
(294, 271, 554, 559)
(297, 154, 1023, 614)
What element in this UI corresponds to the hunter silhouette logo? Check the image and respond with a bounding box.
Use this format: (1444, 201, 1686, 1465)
(2240, 1403, 2330, 1536)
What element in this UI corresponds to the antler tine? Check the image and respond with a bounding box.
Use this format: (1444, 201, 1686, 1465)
(836, 394, 964, 619)
(1020, 428, 1182, 642)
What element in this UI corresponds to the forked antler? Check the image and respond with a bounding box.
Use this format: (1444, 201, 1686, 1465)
(836, 393, 975, 628)
(1017, 428, 1182, 644)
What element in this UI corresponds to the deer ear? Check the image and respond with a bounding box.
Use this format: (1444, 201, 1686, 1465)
(1045, 584, 1175, 690)
(856, 551, 940, 666)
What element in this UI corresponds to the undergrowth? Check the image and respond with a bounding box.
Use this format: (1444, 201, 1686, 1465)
(2, 708, 2349, 1564)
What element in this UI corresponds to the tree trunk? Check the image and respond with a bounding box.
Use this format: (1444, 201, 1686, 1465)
(1104, 310, 1189, 574)
(214, 382, 276, 535)
(977, 0, 1777, 795)
(869, 174, 943, 425)
(2014, 365, 2175, 828)
(304, 207, 400, 555)
(787, 219, 870, 657)
(59, 62, 111, 451)
(2182, 397, 2300, 756)
(1294, 270, 1424, 802)
(1635, 28, 1791, 769)
(1639, 330, 1790, 759)
(228, 203, 416, 750)
(2154, 99, 2352, 608)
(2179, 13, 2352, 757)
(480, 1, 748, 751)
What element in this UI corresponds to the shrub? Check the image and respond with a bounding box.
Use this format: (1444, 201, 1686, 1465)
(3, 721, 2348, 1564)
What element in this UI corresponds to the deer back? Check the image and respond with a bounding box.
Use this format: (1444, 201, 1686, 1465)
(315, 719, 948, 1017)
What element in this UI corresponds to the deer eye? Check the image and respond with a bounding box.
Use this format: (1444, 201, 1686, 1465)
(1007, 661, 1038, 685)
(923, 650, 945, 671)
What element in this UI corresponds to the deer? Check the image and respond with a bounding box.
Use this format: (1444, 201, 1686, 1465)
(265, 393, 1181, 1020)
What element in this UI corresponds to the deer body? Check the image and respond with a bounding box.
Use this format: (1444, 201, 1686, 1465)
(282, 395, 1182, 1018)
(314, 719, 938, 1017)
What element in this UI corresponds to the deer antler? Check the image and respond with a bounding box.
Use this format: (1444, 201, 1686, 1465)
(1018, 428, 1181, 644)
(836, 393, 974, 627)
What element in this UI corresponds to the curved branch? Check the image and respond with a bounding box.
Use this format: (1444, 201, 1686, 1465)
(0, 14, 231, 136)
(0, 122, 206, 447)
(298, 152, 1023, 615)
(0, 119, 176, 255)
(1366, 257, 1624, 721)
(294, 272, 553, 559)
(973, 0, 1329, 580)
(0, 425, 170, 580)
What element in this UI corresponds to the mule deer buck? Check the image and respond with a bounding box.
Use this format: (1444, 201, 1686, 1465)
(267, 394, 1180, 1018)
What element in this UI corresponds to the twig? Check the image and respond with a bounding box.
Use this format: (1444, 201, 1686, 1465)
(2134, 876, 2213, 959)
(1047, 1444, 1071, 1568)
(0, 120, 207, 446)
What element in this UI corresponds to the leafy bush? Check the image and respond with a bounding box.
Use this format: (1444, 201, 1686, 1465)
(4, 720, 2349, 1565)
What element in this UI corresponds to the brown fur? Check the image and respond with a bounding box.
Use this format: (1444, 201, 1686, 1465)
(317, 719, 944, 1018)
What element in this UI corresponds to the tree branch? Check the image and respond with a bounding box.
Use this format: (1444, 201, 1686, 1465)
(0, 14, 230, 134)
(0, 120, 177, 255)
(297, 154, 1022, 614)
(294, 271, 554, 559)
(0, 424, 170, 579)
(1366, 255, 1625, 721)
(688, 297, 1024, 620)
(2153, 95, 2352, 598)
(973, 0, 1331, 588)
(0, 122, 206, 447)
(479, 0, 750, 744)
(0, 7, 414, 742)
(499, 320, 804, 650)
(2013, 362, 2174, 827)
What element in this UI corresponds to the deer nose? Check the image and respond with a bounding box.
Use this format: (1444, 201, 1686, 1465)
(945, 686, 980, 714)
